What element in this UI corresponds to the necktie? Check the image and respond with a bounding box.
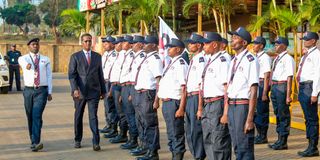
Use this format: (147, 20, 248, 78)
(229, 57, 237, 84)
(86, 52, 91, 65)
(34, 55, 40, 86)
(186, 59, 194, 84)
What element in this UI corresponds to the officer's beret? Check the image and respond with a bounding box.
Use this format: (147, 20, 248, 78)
(300, 31, 319, 41)
(274, 36, 289, 46)
(228, 27, 252, 44)
(165, 38, 185, 48)
(200, 32, 222, 43)
(185, 33, 203, 44)
(253, 36, 266, 46)
(144, 35, 158, 45)
(27, 38, 40, 45)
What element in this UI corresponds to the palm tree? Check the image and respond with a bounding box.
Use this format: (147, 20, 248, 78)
(60, 9, 86, 37)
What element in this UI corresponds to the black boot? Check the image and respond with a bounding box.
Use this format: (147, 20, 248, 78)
(298, 139, 319, 157)
(100, 124, 112, 133)
(136, 150, 159, 160)
(173, 152, 184, 160)
(254, 126, 262, 144)
(103, 124, 118, 138)
(272, 136, 288, 150)
(109, 129, 128, 143)
(256, 128, 268, 144)
(268, 134, 281, 149)
(121, 137, 138, 150)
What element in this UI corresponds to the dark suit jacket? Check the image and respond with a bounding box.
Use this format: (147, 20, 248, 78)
(68, 50, 106, 99)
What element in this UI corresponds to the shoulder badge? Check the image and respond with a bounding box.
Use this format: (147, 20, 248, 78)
(140, 53, 145, 58)
(154, 54, 160, 59)
(130, 52, 134, 57)
(220, 56, 226, 62)
(179, 59, 185, 65)
(246, 54, 254, 62)
(199, 57, 205, 63)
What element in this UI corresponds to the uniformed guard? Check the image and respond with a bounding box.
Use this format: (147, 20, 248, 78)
(6, 44, 22, 91)
(158, 38, 188, 160)
(109, 36, 132, 144)
(297, 31, 320, 157)
(227, 27, 259, 159)
(18, 38, 53, 151)
(198, 32, 232, 160)
(220, 38, 232, 61)
(119, 35, 139, 150)
(184, 33, 206, 160)
(268, 36, 295, 150)
(252, 36, 271, 144)
(100, 36, 117, 135)
(134, 35, 163, 160)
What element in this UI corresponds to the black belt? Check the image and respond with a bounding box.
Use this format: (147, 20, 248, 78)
(25, 86, 48, 90)
(299, 81, 313, 85)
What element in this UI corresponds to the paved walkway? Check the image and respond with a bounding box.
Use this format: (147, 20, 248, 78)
(0, 73, 318, 160)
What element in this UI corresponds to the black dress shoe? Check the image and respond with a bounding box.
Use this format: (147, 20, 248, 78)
(104, 131, 118, 138)
(136, 150, 159, 160)
(31, 143, 43, 152)
(271, 136, 288, 150)
(121, 140, 138, 150)
(109, 135, 128, 143)
(74, 141, 81, 148)
(131, 147, 148, 156)
(255, 136, 268, 144)
(93, 145, 101, 151)
(100, 125, 112, 133)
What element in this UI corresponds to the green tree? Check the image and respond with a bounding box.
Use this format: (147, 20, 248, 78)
(60, 9, 86, 37)
(0, 3, 40, 36)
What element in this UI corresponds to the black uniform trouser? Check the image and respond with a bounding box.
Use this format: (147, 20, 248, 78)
(9, 64, 21, 91)
(121, 85, 138, 139)
(103, 81, 116, 126)
(202, 99, 231, 160)
(271, 83, 290, 137)
(185, 95, 206, 159)
(162, 99, 186, 154)
(74, 97, 100, 145)
(131, 88, 146, 146)
(254, 82, 270, 134)
(298, 81, 319, 141)
(228, 103, 255, 160)
(133, 90, 160, 151)
(112, 84, 128, 131)
(23, 86, 48, 145)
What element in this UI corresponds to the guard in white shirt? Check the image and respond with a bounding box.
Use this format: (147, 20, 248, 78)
(252, 36, 271, 144)
(227, 27, 259, 159)
(100, 36, 117, 135)
(119, 35, 139, 150)
(18, 38, 52, 152)
(198, 32, 231, 160)
(220, 38, 232, 61)
(158, 38, 188, 160)
(109, 36, 132, 144)
(268, 37, 294, 150)
(184, 33, 206, 160)
(134, 35, 163, 160)
(297, 32, 320, 157)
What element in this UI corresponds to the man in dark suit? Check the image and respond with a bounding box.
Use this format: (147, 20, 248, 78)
(68, 33, 106, 151)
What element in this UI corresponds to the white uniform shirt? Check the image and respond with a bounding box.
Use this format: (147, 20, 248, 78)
(120, 50, 135, 83)
(222, 50, 232, 62)
(186, 52, 206, 93)
(129, 50, 145, 82)
(227, 49, 259, 99)
(109, 50, 126, 83)
(271, 51, 295, 81)
(257, 51, 272, 78)
(158, 55, 188, 100)
(297, 46, 320, 96)
(134, 51, 163, 90)
(202, 52, 230, 98)
(102, 50, 117, 80)
(18, 52, 53, 94)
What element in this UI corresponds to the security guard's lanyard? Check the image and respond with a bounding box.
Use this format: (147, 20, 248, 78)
(272, 52, 287, 71)
(29, 53, 40, 70)
(162, 55, 182, 77)
(257, 51, 265, 59)
(201, 52, 223, 93)
(129, 50, 143, 71)
(103, 50, 115, 69)
(229, 50, 248, 84)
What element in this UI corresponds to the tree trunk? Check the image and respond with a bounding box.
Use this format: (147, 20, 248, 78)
(219, 11, 224, 37)
(223, 8, 227, 38)
(212, 8, 220, 33)
(53, 25, 62, 44)
(172, 0, 176, 32)
(18, 26, 25, 36)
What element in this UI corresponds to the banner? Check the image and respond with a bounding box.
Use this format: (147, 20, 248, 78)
(78, 0, 108, 12)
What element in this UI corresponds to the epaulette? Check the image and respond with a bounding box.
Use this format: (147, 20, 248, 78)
(154, 54, 160, 59)
(112, 52, 116, 57)
(220, 56, 226, 62)
(130, 52, 134, 57)
(246, 54, 254, 62)
(140, 53, 145, 58)
(179, 59, 185, 65)
(199, 57, 205, 63)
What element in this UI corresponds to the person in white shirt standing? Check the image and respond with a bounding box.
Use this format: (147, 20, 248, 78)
(184, 33, 206, 160)
(158, 38, 188, 160)
(268, 36, 295, 150)
(252, 36, 272, 144)
(18, 38, 52, 152)
(297, 32, 320, 157)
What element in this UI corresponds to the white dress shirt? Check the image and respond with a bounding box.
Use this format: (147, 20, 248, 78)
(134, 51, 163, 90)
(257, 51, 272, 78)
(222, 50, 232, 62)
(18, 52, 53, 94)
(297, 46, 320, 96)
(109, 50, 126, 83)
(271, 51, 295, 81)
(102, 50, 117, 80)
(202, 52, 230, 98)
(186, 52, 206, 93)
(158, 55, 188, 100)
(129, 50, 145, 82)
(120, 50, 136, 83)
(227, 49, 259, 99)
